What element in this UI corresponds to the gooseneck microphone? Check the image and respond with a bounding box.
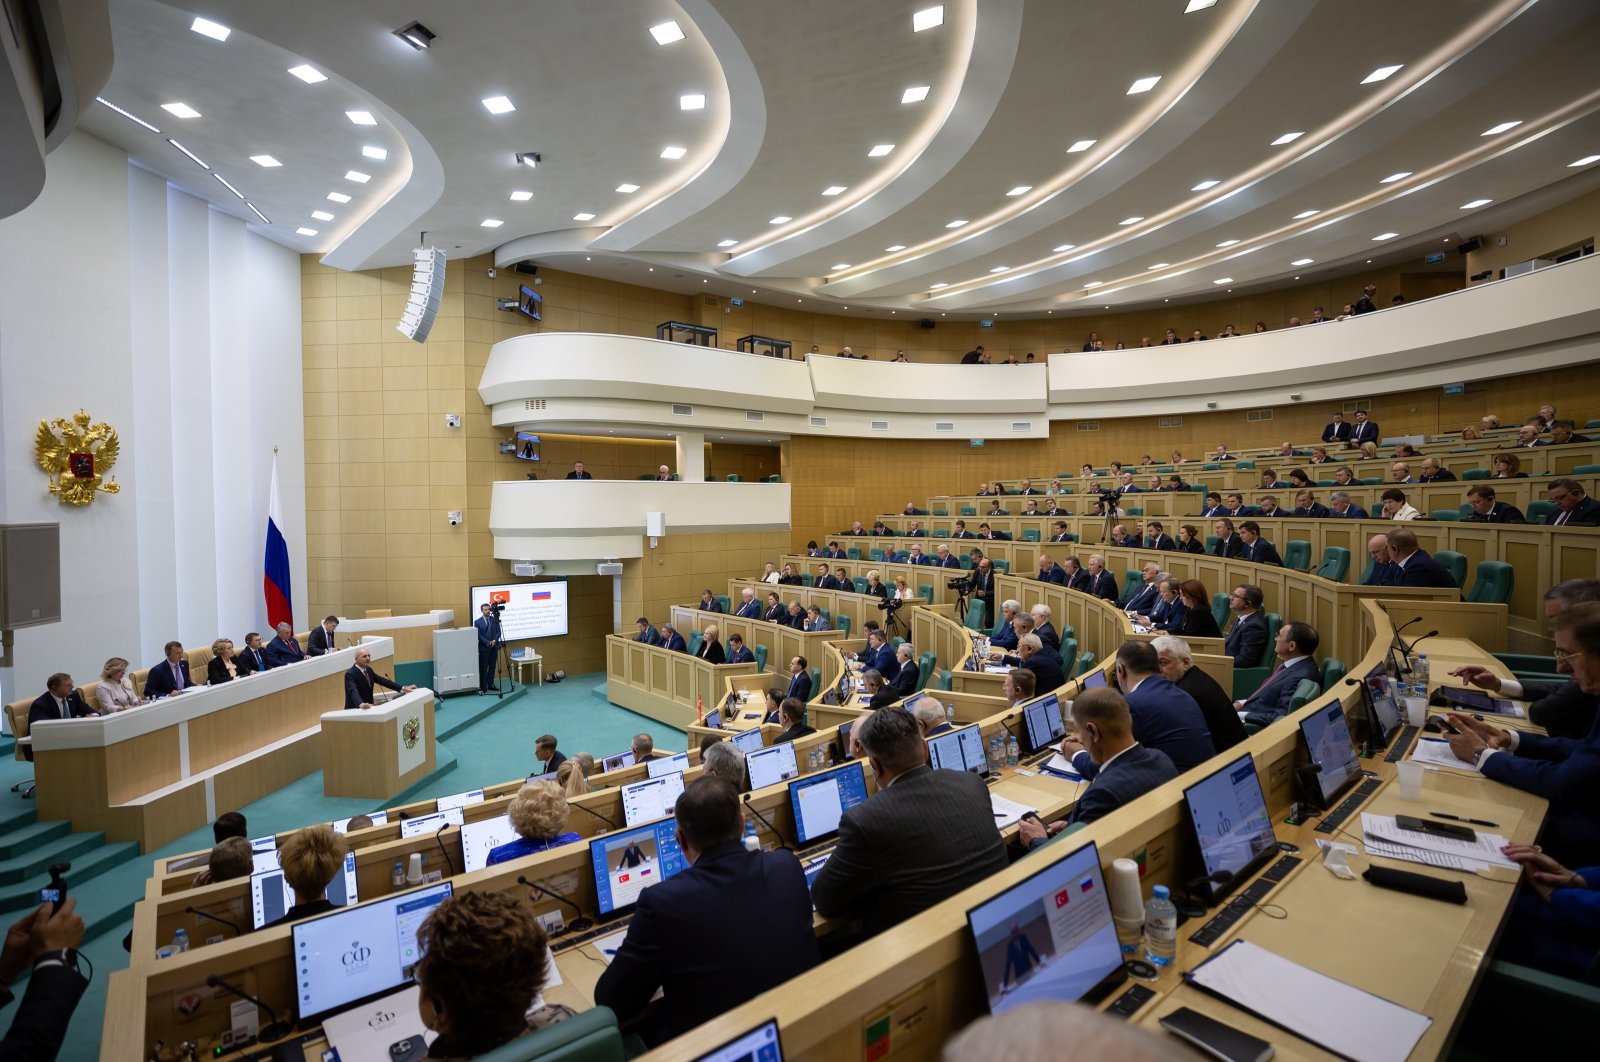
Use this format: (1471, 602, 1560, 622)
(1400, 629, 1440, 657)
(185, 906, 240, 936)
(741, 794, 790, 851)
(516, 875, 592, 932)
(206, 974, 292, 1042)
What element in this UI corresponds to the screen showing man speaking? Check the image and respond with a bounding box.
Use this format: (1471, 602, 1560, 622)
(471, 581, 570, 640)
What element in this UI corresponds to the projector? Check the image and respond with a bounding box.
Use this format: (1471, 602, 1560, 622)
(511, 562, 542, 577)
(596, 562, 624, 576)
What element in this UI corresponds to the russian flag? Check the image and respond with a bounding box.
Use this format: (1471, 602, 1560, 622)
(263, 456, 293, 630)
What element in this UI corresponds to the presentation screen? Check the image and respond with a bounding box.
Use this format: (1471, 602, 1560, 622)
(471, 581, 570, 641)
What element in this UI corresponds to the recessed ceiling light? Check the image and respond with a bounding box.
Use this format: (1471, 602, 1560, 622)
(509, 190, 533, 201)
(1127, 75, 1161, 94)
(929, 283, 949, 290)
(717, 239, 738, 248)
(327, 191, 352, 203)
(1191, 179, 1220, 191)
(311, 210, 334, 221)
(610, 183, 638, 194)
(1372, 232, 1399, 241)
(213, 173, 245, 199)
(1482, 121, 1521, 136)
(1569, 155, 1600, 167)
(1271, 131, 1304, 145)
(344, 170, 371, 183)
(1007, 185, 1032, 196)
(1216, 239, 1240, 247)
(287, 64, 327, 84)
(832, 264, 852, 271)
(246, 204, 270, 225)
(249, 155, 281, 168)
(169, 140, 209, 168)
(161, 102, 201, 119)
(650, 21, 685, 45)
(1362, 64, 1403, 84)
(769, 215, 792, 224)
(822, 185, 846, 196)
(1379, 171, 1411, 183)
(1184, 0, 1218, 11)
(1052, 243, 1076, 253)
(660, 146, 687, 159)
(868, 144, 895, 157)
(989, 266, 1008, 273)
(481, 219, 504, 228)
(295, 227, 318, 237)
(901, 86, 930, 104)
(95, 97, 161, 133)
(1213, 277, 1232, 284)
(1293, 209, 1319, 219)
(573, 212, 596, 221)
(885, 244, 906, 252)
(482, 96, 515, 115)
(680, 93, 706, 111)
(1291, 257, 1314, 266)
(1084, 281, 1103, 288)
(946, 219, 967, 228)
(515, 152, 540, 168)
(362, 145, 388, 160)
(1148, 263, 1169, 270)
(1067, 139, 1096, 153)
(1119, 216, 1143, 225)
(912, 6, 944, 32)
(393, 21, 436, 50)
(346, 110, 377, 125)
(190, 17, 230, 41)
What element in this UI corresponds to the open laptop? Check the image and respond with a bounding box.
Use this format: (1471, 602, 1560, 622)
(1079, 669, 1108, 690)
(602, 749, 636, 773)
(688, 1018, 783, 1062)
(926, 724, 989, 778)
(620, 772, 686, 828)
(1181, 753, 1279, 905)
(730, 726, 765, 755)
(1361, 663, 1403, 746)
(646, 752, 690, 778)
(746, 742, 800, 790)
(291, 881, 453, 1024)
(590, 818, 688, 921)
(459, 814, 518, 873)
(787, 761, 871, 896)
(251, 852, 360, 929)
(399, 806, 465, 839)
(1299, 702, 1363, 809)
(249, 835, 280, 873)
(704, 708, 723, 730)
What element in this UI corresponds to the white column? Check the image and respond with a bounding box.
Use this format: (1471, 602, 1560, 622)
(675, 432, 705, 482)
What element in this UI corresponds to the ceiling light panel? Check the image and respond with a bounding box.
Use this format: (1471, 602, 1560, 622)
(481, 219, 503, 228)
(1127, 76, 1161, 94)
(1379, 171, 1411, 183)
(362, 145, 388, 160)
(912, 6, 944, 32)
(190, 17, 230, 41)
(1372, 232, 1399, 241)
(573, 212, 596, 221)
(1067, 139, 1096, 153)
(1184, 0, 1218, 11)
(1191, 179, 1220, 190)
(901, 86, 930, 104)
(509, 190, 533, 201)
(1216, 239, 1239, 247)
(95, 97, 161, 132)
(169, 140, 209, 168)
(162, 102, 201, 119)
(868, 144, 895, 157)
(1569, 154, 1599, 166)
(769, 215, 792, 224)
(821, 185, 846, 196)
(945, 219, 967, 228)
(482, 96, 515, 114)
(885, 244, 906, 252)
(327, 191, 351, 203)
(346, 110, 377, 125)
(1481, 121, 1521, 135)
(1271, 131, 1304, 145)
(295, 227, 317, 236)
(616, 183, 640, 193)
(287, 64, 326, 84)
(250, 155, 281, 168)
(213, 173, 244, 199)
(650, 21, 685, 45)
(680, 94, 706, 110)
(717, 239, 738, 247)
(1291, 258, 1314, 266)
(1293, 209, 1319, 219)
(344, 170, 371, 183)
(1362, 64, 1402, 84)
(311, 210, 334, 221)
(1007, 186, 1032, 196)
(1119, 216, 1143, 225)
(660, 146, 687, 159)
(1459, 199, 1492, 209)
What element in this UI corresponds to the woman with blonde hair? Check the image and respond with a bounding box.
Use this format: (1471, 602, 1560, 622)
(1358, 441, 1378, 459)
(486, 781, 581, 865)
(893, 575, 912, 601)
(96, 657, 140, 713)
(262, 825, 348, 929)
(556, 759, 590, 797)
(697, 623, 726, 664)
(864, 569, 889, 601)
(1461, 426, 1480, 441)
(206, 638, 240, 684)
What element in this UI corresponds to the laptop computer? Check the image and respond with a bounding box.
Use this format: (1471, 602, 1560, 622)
(620, 772, 687, 828)
(1181, 754, 1279, 905)
(291, 881, 453, 1024)
(590, 818, 688, 921)
(459, 814, 518, 873)
(688, 1018, 784, 1062)
(646, 752, 690, 778)
(1299, 702, 1363, 808)
(926, 724, 990, 778)
(746, 742, 800, 790)
(251, 852, 360, 929)
(730, 727, 765, 755)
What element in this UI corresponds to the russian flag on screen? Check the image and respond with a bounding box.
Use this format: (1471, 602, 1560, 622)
(263, 456, 293, 630)
(530, 591, 552, 601)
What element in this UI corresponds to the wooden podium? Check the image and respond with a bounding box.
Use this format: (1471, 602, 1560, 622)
(319, 689, 436, 799)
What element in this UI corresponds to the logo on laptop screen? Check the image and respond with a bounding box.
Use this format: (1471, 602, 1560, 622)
(1054, 889, 1070, 909)
(342, 940, 373, 973)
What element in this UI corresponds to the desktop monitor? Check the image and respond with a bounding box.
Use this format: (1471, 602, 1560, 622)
(926, 724, 989, 778)
(1362, 664, 1402, 743)
(746, 742, 800, 790)
(1182, 754, 1278, 905)
(1080, 669, 1108, 690)
(704, 709, 722, 730)
(965, 839, 1124, 1014)
(250, 852, 361, 929)
(730, 727, 765, 755)
(723, 691, 739, 716)
(459, 814, 518, 873)
(835, 720, 854, 760)
(291, 881, 453, 1022)
(332, 811, 389, 834)
(647, 752, 690, 779)
(249, 835, 279, 874)
(512, 430, 541, 462)
(621, 772, 686, 828)
(399, 806, 465, 839)
(435, 789, 485, 813)
(689, 1018, 784, 1062)
(590, 818, 687, 918)
(1021, 693, 1066, 754)
(787, 762, 870, 847)
(602, 750, 636, 773)
(1299, 702, 1363, 807)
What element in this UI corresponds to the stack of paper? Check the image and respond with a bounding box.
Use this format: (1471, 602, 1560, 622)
(1040, 753, 1084, 780)
(1408, 737, 1480, 772)
(1361, 813, 1518, 872)
(989, 793, 1035, 829)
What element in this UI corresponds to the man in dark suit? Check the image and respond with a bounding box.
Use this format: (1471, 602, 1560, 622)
(595, 777, 818, 1044)
(1348, 410, 1379, 448)
(888, 645, 919, 700)
(1546, 478, 1600, 527)
(1211, 519, 1244, 559)
(784, 656, 813, 702)
(1236, 622, 1321, 728)
(698, 589, 725, 613)
(811, 708, 1009, 936)
(565, 461, 593, 479)
(1153, 635, 1250, 752)
(28, 674, 98, 731)
(634, 618, 662, 645)
(1417, 458, 1457, 483)
(1048, 521, 1074, 543)
(774, 699, 818, 745)
(1291, 490, 1333, 519)
(474, 604, 501, 692)
(307, 615, 339, 656)
(1386, 529, 1458, 588)
(989, 603, 1021, 652)
(1224, 586, 1268, 668)
(143, 642, 195, 698)
(803, 606, 830, 632)
(1237, 522, 1283, 566)
(1035, 554, 1067, 585)
(1083, 555, 1118, 601)
(1329, 492, 1370, 519)
(1321, 413, 1351, 444)
(905, 545, 931, 566)
(1059, 556, 1089, 593)
(1465, 485, 1526, 524)
(934, 545, 961, 568)
(860, 631, 899, 682)
(969, 558, 997, 628)
(1144, 521, 1176, 552)
(660, 625, 687, 653)
(1029, 605, 1062, 652)
(531, 734, 568, 777)
(825, 542, 848, 559)
(902, 503, 928, 516)
(1123, 563, 1162, 618)
(726, 634, 755, 665)
(264, 622, 305, 667)
(344, 647, 414, 709)
(733, 590, 762, 619)
(950, 521, 976, 540)
(904, 522, 926, 538)
(1012, 635, 1066, 694)
(235, 632, 273, 675)
(1363, 533, 1396, 586)
(816, 565, 840, 590)
(1016, 479, 1040, 496)
(1065, 643, 1214, 777)
(1020, 688, 1178, 844)
(0, 893, 90, 1057)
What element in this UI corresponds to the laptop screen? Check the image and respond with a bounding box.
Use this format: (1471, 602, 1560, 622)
(602, 750, 636, 773)
(1021, 693, 1065, 754)
(647, 752, 690, 779)
(926, 724, 988, 777)
(621, 772, 686, 828)
(965, 840, 1122, 1014)
(1363, 664, 1401, 741)
(1299, 702, 1362, 805)
(730, 727, 765, 755)
(704, 709, 722, 730)
(249, 835, 279, 874)
(746, 742, 800, 790)
(689, 1019, 784, 1062)
(788, 762, 869, 846)
(1080, 670, 1107, 690)
(399, 807, 465, 838)
(1182, 754, 1278, 903)
(435, 789, 485, 813)
(459, 814, 518, 873)
(291, 881, 453, 1022)
(591, 819, 687, 918)
(250, 852, 360, 929)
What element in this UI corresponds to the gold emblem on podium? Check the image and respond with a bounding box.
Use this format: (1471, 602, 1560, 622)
(35, 409, 121, 505)
(403, 717, 420, 749)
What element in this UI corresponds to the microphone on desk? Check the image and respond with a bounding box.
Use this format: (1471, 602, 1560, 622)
(1384, 613, 1425, 675)
(741, 794, 790, 851)
(570, 802, 619, 830)
(516, 875, 592, 933)
(206, 974, 292, 1042)
(185, 906, 240, 936)
(1399, 630, 1439, 658)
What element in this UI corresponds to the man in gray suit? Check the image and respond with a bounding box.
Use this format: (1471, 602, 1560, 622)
(811, 707, 1009, 936)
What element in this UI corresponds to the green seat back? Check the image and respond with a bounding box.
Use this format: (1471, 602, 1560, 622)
(765, 474, 780, 482)
(1206, 535, 1219, 552)
(725, 473, 741, 482)
(1211, 592, 1230, 630)
(1430, 509, 1462, 521)
(1060, 638, 1081, 680)
(959, 555, 973, 569)
(1231, 612, 1283, 699)
(812, 666, 822, 696)
(1202, 462, 1222, 471)
(1124, 506, 1143, 516)
(1315, 546, 1351, 582)
(1283, 540, 1312, 572)
(1467, 560, 1514, 604)
(835, 615, 851, 637)
(918, 583, 933, 601)
(1587, 419, 1600, 429)
(1317, 479, 1336, 487)
(1234, 460, 1255, 470)
(851, 576, 869, 594)
(934, 528, 949, 537)
(1076, 651, 1095, 679)
(716, 594, 730, 613)
(1022, 528, 1041, 542)
(890, 636, 905, 653)
(1434, 550, 1468, 588)
(1319, 658, 1346, 692)
(472, 1006, 626, 1062)
(685, 630, 703, 656)
(754, 644, 768, 672)
(1259, 614, 1283, 669)
(869, 548, 884, 561)
(847, 547, 861, 560)
(963, 598, 988, 631)
(1287, 677, 1322, 714)
(937, 669, 953, 691)
(637, 474, 654, 479)
(1459, 503, 1475, 518)
(917, 652, 936, 692)
(1450, 447, 1477, 453)
(1461, 467, 1490, 480)
(1359, 477, 1382, 485)
(1571, 463, 1600, 475)
(993, 559, 1009, 573)
(959, 506, 978, 516)
(800, 574, 814, 587)
(1117, 572, 1140, 606)
(818, 607, 830, 625)
(933, 508, 948, 516)
(1528, 500, 1555, 522)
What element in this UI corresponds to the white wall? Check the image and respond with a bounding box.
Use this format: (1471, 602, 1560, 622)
(0, 130, 303, 699)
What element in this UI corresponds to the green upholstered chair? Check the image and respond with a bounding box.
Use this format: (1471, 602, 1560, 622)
(1232, 613, 1283, 699)
(1319, 658, 1346, 692)
(918, 583, 933, 602)
(725, 474, 741, 482)
(1287, 677, 1322, 714)
(1117, 573, 1140, 606)
(1283, 540, 1312, 571)
(817, 608, 830, 626)
(1234, 460, 1255, 470)
(934, 528, 949, 537)
(869, 548, 884, 562)
(800, 574, 814, 587)
(937, 668, 953, 691)
(890, 635, 905, 653)
(1527, 500, 1555, 522)
(685, 630, 703, 657)
(473, 1006, 627, 1062)
(1461, 468, 1491, 480)
(716, 595, 731, 613)
(993, 559, 1010, 573)
(1317, 479, 1336, 487)
(1434, 550, 1468, 588)
(765, 474, 780, 482)
(933, 508, 948, 516)
(812, 666, 822, 695)
(1587, 419, 1600, 429)
(1075, 651, 1096, 680)
(1572, 464, 1600, 474)
(917, 652, 936, 692)
(1210, 593, 1231, 631)
(754, 644, 768, 672)
(1450, 961, 1600, 1060)
(637, 474, 653, 480)
(1429, 509, 1462, 521)
(847, 547, 861, 560)
(1060, 638, 1081, 680)
(1315, 546, 1351, 582)
(1206, 535, 1219, 552)
(1466, 560, 1514, 604)
(851, 576, 869, 594)
(963, 598, 988, 631)
(834, 615, 851, 637)
(1124, 506, 1143, 516)
(960, 505, 978, 516)
(1202, 462, 1222, 471)
(1022, 528, 1041, 542)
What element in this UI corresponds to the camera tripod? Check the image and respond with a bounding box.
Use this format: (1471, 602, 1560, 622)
(487, 605, 517, 699)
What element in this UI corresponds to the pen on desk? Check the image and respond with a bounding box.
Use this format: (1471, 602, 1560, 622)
(1431, 812, 1499, 828)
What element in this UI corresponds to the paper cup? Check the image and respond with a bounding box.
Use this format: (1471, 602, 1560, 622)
(1405, 697, 1428, 728)
(1396, 759, 1424, 800)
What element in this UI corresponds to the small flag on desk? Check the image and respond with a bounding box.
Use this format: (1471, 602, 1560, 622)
(263, 455, 293, 630)
(697, 695, 704, 724)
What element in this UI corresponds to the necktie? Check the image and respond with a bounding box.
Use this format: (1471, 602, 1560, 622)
(1556, 511, 1569, 526)
(173, 661, 183, 688)
(59, 697, 70, 719)
(255, 649, 263, 668)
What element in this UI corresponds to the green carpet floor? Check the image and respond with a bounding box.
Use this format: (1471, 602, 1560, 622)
(17, 674, 680, 1062)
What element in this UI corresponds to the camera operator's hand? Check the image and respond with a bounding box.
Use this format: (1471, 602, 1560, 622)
(0, 908, 39, 984)
(29, 898, 83, 956)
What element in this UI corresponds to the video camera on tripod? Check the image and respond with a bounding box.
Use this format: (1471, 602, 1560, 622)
(875, 597, 903, 612)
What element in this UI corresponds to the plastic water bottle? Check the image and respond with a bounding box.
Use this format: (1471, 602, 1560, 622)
(945, 702, 956, 725)
(743, 819, 760, 852)
(1005, 734, 1019, 767)
(1143, 886, 1178, 966)
(392, 862, 405, 889)
(1414, 654, 1430, 686)
(988, 737, 1003, 773)
(172, 928, 189, 954)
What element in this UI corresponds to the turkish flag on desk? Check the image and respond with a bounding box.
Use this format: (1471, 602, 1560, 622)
(263, 455, 294, 630)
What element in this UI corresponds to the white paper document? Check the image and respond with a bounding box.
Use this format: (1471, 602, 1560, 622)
(1361, 836, 1482, 873)
(1187, 939, 1432, 1062)
(1040, 753, 1083, 780)
(593, 929, 630, 963)
(989, 793, 1035, 829)
(1408, 737, 1480, 773)
(1361, 813, 1518, 871)
(322, 985, 436, 1061)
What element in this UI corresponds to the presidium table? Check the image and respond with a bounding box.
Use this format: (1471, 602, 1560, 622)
(28, 637, 437, 850)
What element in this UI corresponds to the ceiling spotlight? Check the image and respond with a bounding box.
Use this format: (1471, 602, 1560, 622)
(1291, 257, 1314, 266)
(1271, 131, 1304, 145)
(929, 283, 949, 290)
(868, 144, 895, 157)
(1372, 232, 1399, 241)
(769, 215, 792, 224)
(1481, 121, 1521, 136)
(169, 140, 210, 168)
(946, 219, 967, 228)
(989, 266, 1008, 273)
(1084, 281, 1103, 288)
(344, 170, 371, 183)
(95, 97, 161, 133)
(515, 152, 541, 168)
(1007, 185, 1032, 196)
(190, 17, 230, 41)
(362, 145, 388, 160)
(912, 6, 944, 32)
(660, 146, 687, 159)
(1362, 64, 1403, 84)
(249, 155, 281, 168)
(295, 227, 318, 236)
(885, 244, 906, 252)
(1213, 277, 1232, 284)
(481, 219, 504, 228)
(1119, 216, 1143, 225)
(509, 190, 533, 201)
(346, 110, 377, 125)
(1126, 76, 1161, 94)
(393, 21, 436, 50)
(311, 210, 334, 221)
(327, 191, 351, 203)
(1052, 243, 1076, 253)
(650, 21, 685, 45)
(1293, 209, 1319, 219)
(1192, 179, 1220, 191)
(287, 64, 327, 84)
(1216, 239, 1240, 247)
(616, 183, 640, 193)
(717, 239, 738, 248)
(573, 212, 596, 221)
(901, 86, 930, 104)
(1184, 0, 1218, 11)
(1067, 139, 1096, 153)
(1379, 171, 1411, 183)
(822, 185, 846, 196)
(161, 102, 201, 119)
(680, 93, 706, 110)
(832, 264, 852, 271)
(1148, 263, 1169, 270)
(482, 95, 515, 114)
(1569, 154, 1600, 167)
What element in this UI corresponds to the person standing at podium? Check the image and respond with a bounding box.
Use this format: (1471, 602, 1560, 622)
(475, 603, 501, 694)
(344, 648, 415, 710)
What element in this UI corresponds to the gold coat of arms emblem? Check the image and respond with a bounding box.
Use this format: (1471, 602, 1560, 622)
(35, 409, 121, 505)
(403, 717, 420, 749)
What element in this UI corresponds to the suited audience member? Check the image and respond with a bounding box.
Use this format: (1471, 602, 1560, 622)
(95, 657, 140, 713)
(565, 461, 593, 479)
(261, 826, 347, 929)
(970, 557, 997, 628)
(1174, 579, 1221, 639)
(1144, 578, 1187, 632)
(307, 615, 339, 656)
(1549, 420, 1591, 445)
(1176, 525, 1206, 554)
(1021, 688, 1178, 842)
(1212, 519, 1243, 558)
(1144, 521, 1176, 551)
(1322, 413, 1351, 444)
(595, 777, 817, 1043)
(861, 670, 897, 710)
(1492, 844, 1600, 979)
(696, 624, 726, 664)
(532, 734, 567, 777)
(191, 835, 253, 889)
(1380, 489, 1421, 521)
(775, 698, 817, 745)
(634, 617, 662, 645)
(1224, 586, 1268, 668)
(1418, 458, 1457, 483)
(995, 634, 1065, 694)
(700, 741, 746, 791)
(1124, 563, 1163, 618)
(782, 655, 812, 703)
(1236, 622, 1321, 728)
(803, 606, 828, 632)
(1237, 522, 1281, 566)
(471, 604, 502, 693)
(733, 588, 761, 619)
(1546, 478, 1600, 526)
(1292, 490, 1332, 519)
(726, 633, 755, 665)
(1386, 529, 1458, 588)
(990, 601, 1021, 651)
(1030, 604, 1061, 653)
(1363, 533, 1396, 586)
(414, 892, 575, 1058)
(0, 895, 89, 1060)
(889, 644, 920, 700)
(235, 632, 273, 675)
(659, 624, 687, 653)
(698, 589, 724, 613)
(28, 675, 98, 742)
(1152, 635, 1249, 752)
(206, 638, 240, 684)
(1082, 555, 1118, 601)
(761, 591, 786, 623)
(1003, 668, 1036, 709)
(1348, 409, 1379, 447)
(913, 697, 952, 737)
(144, 641, 195, 697)
(1465, 485, 1526, 524)
(810, 707, 1009, 936)
(1492, 453, 1526, 478)
(1036, 553, 1066, 585)
(487, 782, 582, 865)
(1066, 642, 1213, 778)
(1329, 491, 1369, 519)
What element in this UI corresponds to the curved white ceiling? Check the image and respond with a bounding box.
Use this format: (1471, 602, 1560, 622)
(76, 0, 1600, 317)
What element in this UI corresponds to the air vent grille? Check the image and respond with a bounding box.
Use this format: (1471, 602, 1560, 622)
(523, 399, 546, 411)
(1246, 409, 1274, 422)
(671, 404, 693, 416)
(1011, 421, 1032, 432)
(1076, 421, 1100, 432)
(1158, 416, 1183, 428)
(745, 411, 764, 422)
(810, 416, 827, 427)
(935, 422, 955, 432)
(870, 420, 889, 431)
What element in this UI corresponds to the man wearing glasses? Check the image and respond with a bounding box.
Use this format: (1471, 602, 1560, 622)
(1545, 478, 1600, 526)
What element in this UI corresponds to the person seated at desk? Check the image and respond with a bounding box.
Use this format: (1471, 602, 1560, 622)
(1063, 642, 1213, 779)
(816, 564, 840, 590)
(1547, 478, 1600, 527)
(889, 644, 919, 700)
(1452, 580, 1600, 739)
(1363, 533, 1396, 586)
(1291, 489, 1332, 519)
(1211, 519, 1244, 559)
(307, 615, 339, 656)
(556, 760, 590, 797)
(1173, 579, 1221, 638)
(1020, 688, 1179, 845)
(777, 563, 804, 586)
(531, 734, 567, 777)
(206, 639, 240, 685)
(143, 641, 195, 698)
(1386, 528, 1458, 588)
(774, 698, 817, 745)
(1144, 521, 1176, 551)
(565, 461, 594, 479)
(732, 588, 761, 619)
(913, 697, 952, 737)
(1029, 604, 1061, 653)
(1141, 577, 1186, 632)
(1379, 488, 1421, 521)
(595, 778, 818, 1045)
(863, 569, 891, 601)
(27, 674, 99, 740)
(824, 541, 848, 559)
(904, 545, 929, 567)
(696, 623, 726, 664)
(486, 782, 582, 866)
(810, 707, 1009, 936)
(659, 624, 688, 653)
(1124, 563, 1163, 618)
(1237, 522, 1282, 566)
(190, 836, 252, 889)
(94, 657, 140, 713)
(777, 655, 811, 704)
(762, 688, 785, 725)
(1223, 585, 1268, 667)
(862, 670, 898, 710)
(857, 630, 899, 682)
(345, 647, 416, 709)
(1494, 844, 1600, 979)
(698, 588, 724, 613)
(1329, 491, 1370, 519)
(993, 635, 1065, 695)
(1082, 555, 1118, 601)
(1058, 555, 1088, 592)
(1175, 524, 1206, 554)
(761, 591, 787, 623)
(946, 999, 1192, 1062)
(701, 741, 746, 791)
(1002, 668, 1035, 709)
(632, 733, 663, 763)
(634, 617, 662, 645)
(1465, 484, 1526, 524)
(235, 632, 273, 675)
(1332, 466, 1357, 487)
(760, 563, 781, 585)
(990, 601, 1022, 652)
(784, 601, 807, 630)
(803, 605, 829, 632)
(1153, 635, 1249, 753)
(951, 520, 976, 540)
(261, 826, 348, 929)
(1234, 621, 1321, 728)
(264, 622, 305, 667)
(1048, 521, 1074, 543)
(726, 633, 755, 665)
(415, 891, 575, 1058)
